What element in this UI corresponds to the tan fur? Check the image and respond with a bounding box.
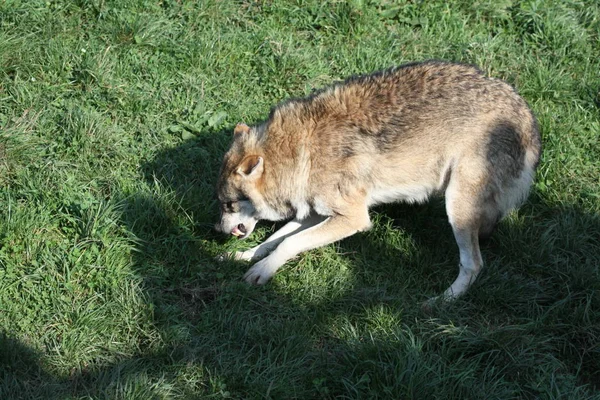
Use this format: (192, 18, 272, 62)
(216, 61, 541, 301)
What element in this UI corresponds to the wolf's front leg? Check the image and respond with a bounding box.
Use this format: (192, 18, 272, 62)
(244, 208, 371, 285)
(232, 214, 325, 262)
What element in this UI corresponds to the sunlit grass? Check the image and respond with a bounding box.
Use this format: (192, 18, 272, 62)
(1, 0, 599, 398)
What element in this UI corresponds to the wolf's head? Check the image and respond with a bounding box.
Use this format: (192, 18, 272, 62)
(215, 123, 269, 239)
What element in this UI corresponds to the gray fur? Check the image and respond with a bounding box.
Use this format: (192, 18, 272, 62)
(216, 61, 542, 301)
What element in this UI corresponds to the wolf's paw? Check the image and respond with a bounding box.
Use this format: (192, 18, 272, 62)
(215, 251, 254, 261)
(215, 252, 231, 262)
(215, 251, 242, 262)
(421, 294, 453, 313)
(243, 258, 277, 285)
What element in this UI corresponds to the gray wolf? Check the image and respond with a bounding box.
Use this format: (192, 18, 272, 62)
(215, 61, 541, 301)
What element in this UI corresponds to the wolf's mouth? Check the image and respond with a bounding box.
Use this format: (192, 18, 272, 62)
(231, 224, 247, 238)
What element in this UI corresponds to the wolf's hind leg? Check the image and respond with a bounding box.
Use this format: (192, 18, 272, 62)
(434, 170, 492, 301)
(441, 225, 483, 299)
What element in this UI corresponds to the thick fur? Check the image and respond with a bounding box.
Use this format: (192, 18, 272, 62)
(216, 61, 541, 300)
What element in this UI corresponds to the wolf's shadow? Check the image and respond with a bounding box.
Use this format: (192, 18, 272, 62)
(4, 127, 598, 397)
(132, 127, 600, 390)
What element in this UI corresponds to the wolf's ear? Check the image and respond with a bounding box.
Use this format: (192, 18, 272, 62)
(234, 123, 250, 135)
(236, 155, 263, 179)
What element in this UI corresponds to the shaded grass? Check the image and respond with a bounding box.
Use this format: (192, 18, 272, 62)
(1, 0, 599, 398)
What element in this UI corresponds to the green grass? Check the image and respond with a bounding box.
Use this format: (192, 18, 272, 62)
(1, 0, 599, 398)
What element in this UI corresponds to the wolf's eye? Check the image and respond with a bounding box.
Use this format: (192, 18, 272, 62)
(224, 201, 237, 212)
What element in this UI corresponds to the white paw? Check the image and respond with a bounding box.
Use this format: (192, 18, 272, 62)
(215, 252, 232, 262)
(215, 250, 255, 262)
(236, 249, 258, 261)
(243, 258, 278, 285)
(421, 293, 456, 313)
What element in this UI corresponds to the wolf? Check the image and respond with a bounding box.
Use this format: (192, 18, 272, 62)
(215, 61, 541, 301)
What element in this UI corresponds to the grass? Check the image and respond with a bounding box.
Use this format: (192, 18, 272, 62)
(1, 0, 599, 398)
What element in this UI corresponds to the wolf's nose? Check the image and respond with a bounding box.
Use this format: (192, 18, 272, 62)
(237, 223, 247, 234)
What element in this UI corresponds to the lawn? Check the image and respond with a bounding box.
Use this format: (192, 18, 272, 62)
(1, 0, 599, 398)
